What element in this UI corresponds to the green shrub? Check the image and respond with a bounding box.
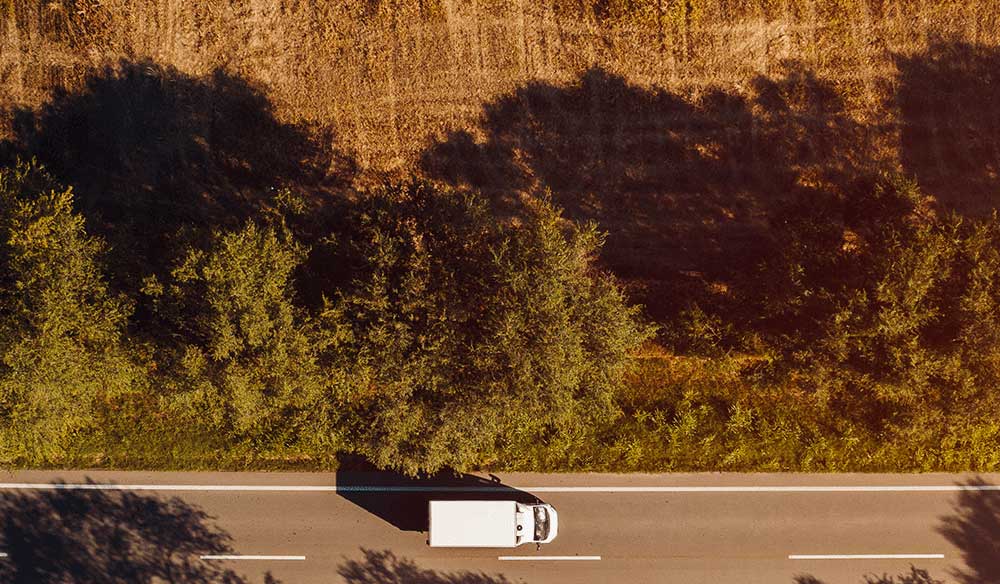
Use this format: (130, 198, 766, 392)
(0, 160, 143, 463)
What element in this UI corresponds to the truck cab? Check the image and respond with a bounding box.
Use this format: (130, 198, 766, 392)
(517, 502, 558, 545)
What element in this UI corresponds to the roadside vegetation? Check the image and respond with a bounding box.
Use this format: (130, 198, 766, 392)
(0, 161, 651, 473)
(2, 1, 1000, 474)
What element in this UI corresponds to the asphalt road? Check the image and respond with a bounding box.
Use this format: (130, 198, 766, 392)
(0, 470, 995, 583)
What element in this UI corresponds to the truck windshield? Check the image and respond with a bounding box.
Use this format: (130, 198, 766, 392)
(533, 506, 549, 541)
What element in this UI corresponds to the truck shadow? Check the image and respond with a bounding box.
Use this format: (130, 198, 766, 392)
(336, 456, 542, 533)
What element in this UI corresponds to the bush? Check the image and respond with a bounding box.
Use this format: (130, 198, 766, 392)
(153, 222, 343, 452)
(0, 160, 142, 462)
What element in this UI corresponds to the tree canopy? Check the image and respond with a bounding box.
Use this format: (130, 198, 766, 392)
(333, 182, 653, 474)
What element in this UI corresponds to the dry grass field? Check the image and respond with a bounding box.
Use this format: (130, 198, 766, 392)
(4, 1, 999, 323)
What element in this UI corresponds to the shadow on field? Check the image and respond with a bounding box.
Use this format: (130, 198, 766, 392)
(6, 58, 353, 298)
(0, 481, 279, 583)
(421, 63, 872, 331)
(335, 456, 540, 533)
(339, 549, 513, 584)
(897, 41, 1000, 215)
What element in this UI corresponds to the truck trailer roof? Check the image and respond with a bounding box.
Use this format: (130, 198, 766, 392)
(428, 500, 519, 547)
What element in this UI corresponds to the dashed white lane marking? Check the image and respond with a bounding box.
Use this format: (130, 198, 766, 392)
(789, 554, 945, 560)
(0, 483, 996, 493)
(200, 555, 306, 561)
(499, 556, 601, 561)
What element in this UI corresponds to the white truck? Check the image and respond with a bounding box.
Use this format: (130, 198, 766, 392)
(427, 500, 558, 548)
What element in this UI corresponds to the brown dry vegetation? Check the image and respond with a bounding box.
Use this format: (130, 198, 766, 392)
(0, 1, 995, 182)
(4, 0, 999, 296)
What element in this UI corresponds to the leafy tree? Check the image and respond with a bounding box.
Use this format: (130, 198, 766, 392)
(954, 215, 1000, 398)
(331, 181, 653, 475)
(159, 222, 341, 451)
(0, 160, 140, 461)
(755, 175, 1000, 445)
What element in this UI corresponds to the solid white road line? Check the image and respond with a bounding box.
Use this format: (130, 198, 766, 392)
(499, 556, 602, 561)
(789, 554, 945, 560)
(200, 555, 306, 561)
(525, 485, 1000, 493)
(0, 483, 997, 493)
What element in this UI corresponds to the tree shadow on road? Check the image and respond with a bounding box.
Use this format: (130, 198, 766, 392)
(339, 549, 513, 584)
(796, 477, 1000, 584)
(0, 482, 279, 583)
(794, 567, 944, 583)
(336, 455, 542, 533)
(937, 478, 1000, 584)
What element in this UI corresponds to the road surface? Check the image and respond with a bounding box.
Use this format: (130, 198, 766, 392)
(0, 470, 993, 583)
